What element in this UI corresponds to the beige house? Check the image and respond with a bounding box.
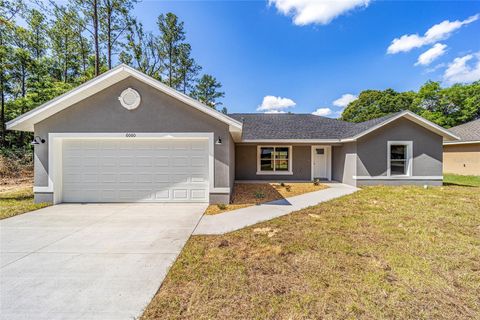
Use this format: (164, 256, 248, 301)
(444, 119, 480, 176)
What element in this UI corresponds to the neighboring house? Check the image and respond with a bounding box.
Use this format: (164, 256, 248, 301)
(7, 65, 458, 204)
(443, 119, 480, 176)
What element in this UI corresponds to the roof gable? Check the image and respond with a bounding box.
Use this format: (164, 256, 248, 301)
(230, 111, 459, 142)
(6, 64, 242, 135)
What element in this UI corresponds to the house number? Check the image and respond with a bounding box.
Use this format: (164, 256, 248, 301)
(125, 133, 136, 137)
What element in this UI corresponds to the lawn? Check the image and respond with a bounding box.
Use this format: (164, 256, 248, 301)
(142, 184, 480, 320)
(444, 173, 480, 187)
(206, 182, 328, 215)
(0, 186, 50, 220)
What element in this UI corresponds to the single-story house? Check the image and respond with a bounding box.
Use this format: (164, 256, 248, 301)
(443, 119, 480, 176)
(7, 64, 459, 204)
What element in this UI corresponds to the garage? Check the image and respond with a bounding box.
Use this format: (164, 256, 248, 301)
(61, 138, 210, 203)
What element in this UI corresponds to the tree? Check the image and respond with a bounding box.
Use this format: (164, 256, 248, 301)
(0, 1, 23, 145)
(120, 18, 162, 78)
(49, 6, 87, 83)
(414, 81, 480, 127)
(175, 43, 200, 94)
(157, 12, 185, 87)
(191, 74, 224, 109)
(341, 89, 417, 123)
(99, 0, 136, 69)
(74, 0, 101, 76)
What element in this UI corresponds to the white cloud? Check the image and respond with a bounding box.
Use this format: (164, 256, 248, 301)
(257, 95, 296, 112)
(312, 108, 333, 116)
(443, 52, 480, 84)
(333, 93, 357, 108)
(269, 0, 370, 26)
(265, 110, 287, 114)
(415, 43, 447, 66)
(387, 14, 478, 54)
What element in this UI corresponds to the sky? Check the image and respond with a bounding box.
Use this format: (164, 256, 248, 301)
(132, 1, 480, 116)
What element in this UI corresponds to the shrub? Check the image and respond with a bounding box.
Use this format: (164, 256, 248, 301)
(313, 178, 321, 186)
(217, 203, 227, 210)
(285, 185, 291, 192)
(254, 191, 265, 199)
(280, 182, 285, 187)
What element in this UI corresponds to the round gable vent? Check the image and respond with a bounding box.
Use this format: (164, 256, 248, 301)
(119, 88, 141, 110)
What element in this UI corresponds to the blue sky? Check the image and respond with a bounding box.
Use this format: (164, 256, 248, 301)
(135, 1, 480, 116)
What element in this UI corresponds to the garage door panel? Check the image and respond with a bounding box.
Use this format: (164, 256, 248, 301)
(62, 139, 209, 203)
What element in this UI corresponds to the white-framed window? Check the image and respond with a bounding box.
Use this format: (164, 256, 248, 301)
(387, 141, 413, 176)
(256, 146, 293, 175)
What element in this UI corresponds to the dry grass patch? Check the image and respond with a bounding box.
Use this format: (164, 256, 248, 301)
(205, 182, 328, 215)
(142, 185, 480, 320)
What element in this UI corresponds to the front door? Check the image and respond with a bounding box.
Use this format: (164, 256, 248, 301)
(312, 146, 330, 180)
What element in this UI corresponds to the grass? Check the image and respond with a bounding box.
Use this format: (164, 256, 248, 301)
(205, 182, 328, 215)
(444, 173, 480, 187)
(0, 186, 50, 220)
(142, 184, 480, 320)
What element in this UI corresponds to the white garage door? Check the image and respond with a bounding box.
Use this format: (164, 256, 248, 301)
(62, 139, 209, 203)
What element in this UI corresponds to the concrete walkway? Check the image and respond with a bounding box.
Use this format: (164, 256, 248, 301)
(194, 183, 358, 235)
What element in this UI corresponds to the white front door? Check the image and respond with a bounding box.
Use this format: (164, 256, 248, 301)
(61, 138, 209, 203)
(312, 146, 331, 180)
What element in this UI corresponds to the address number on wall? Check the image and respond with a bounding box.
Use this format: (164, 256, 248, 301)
(125, 133, 136, 137)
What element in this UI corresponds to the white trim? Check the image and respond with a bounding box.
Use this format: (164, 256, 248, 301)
(118, 88, 141, 110)
(387, 140, 413, 177)
(40, 132, 216, 204)
(210, 188, 230, 194)
(33, 186, 53, 193)
(256, 145, 293, 175)
(444, 140, 480, 145)
(353, 176, 443, 180)
(311, 145, 332, 181)
(243, 139, 341, 143)
(6, 64, 242, 134)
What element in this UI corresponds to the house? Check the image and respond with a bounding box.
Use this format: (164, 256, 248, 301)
(443, 119, 480, 176)
(6, 65, 459, 204)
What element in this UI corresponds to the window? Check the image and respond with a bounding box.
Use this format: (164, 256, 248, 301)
(257, 146, 292, 174)
(387, 141, 412, 176)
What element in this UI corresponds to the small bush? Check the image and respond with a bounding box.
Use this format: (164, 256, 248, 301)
(285, 185, 291, 192)
(280, 182, 285, 187)
(217, 203, 228, 210)
(254, 191, 265, 199)
(313, 178, 321, 186)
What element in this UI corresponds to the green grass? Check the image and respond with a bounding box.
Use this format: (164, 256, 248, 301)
(142, 185, 480, 320)
(0, 187, 50, 220)
(444, 173, 480, 187)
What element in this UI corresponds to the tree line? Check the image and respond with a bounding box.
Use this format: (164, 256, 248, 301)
(341, 81, 480, 128)
(0, 0, 226, 150)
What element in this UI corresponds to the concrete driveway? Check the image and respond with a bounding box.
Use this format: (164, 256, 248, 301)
(0, 203, 206, 320)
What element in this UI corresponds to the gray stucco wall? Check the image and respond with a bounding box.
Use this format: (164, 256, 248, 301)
(332, 142, 357, 186)
(33, 76, 233, 203)
(355, 117, 443, 186)
(356, 118, 443, 176)
(235, 144, 311, 181)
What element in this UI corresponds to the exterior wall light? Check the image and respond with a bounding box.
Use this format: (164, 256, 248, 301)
(215, 136, 222, 145)
(31, 136, 45, 145)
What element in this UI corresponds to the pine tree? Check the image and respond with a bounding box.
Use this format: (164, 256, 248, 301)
(157, 13, 185, 88)
(191, 74, 225, 109)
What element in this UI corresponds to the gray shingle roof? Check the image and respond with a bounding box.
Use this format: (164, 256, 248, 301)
(228, 112, 402, 140)
(448, 119, 480, 142)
